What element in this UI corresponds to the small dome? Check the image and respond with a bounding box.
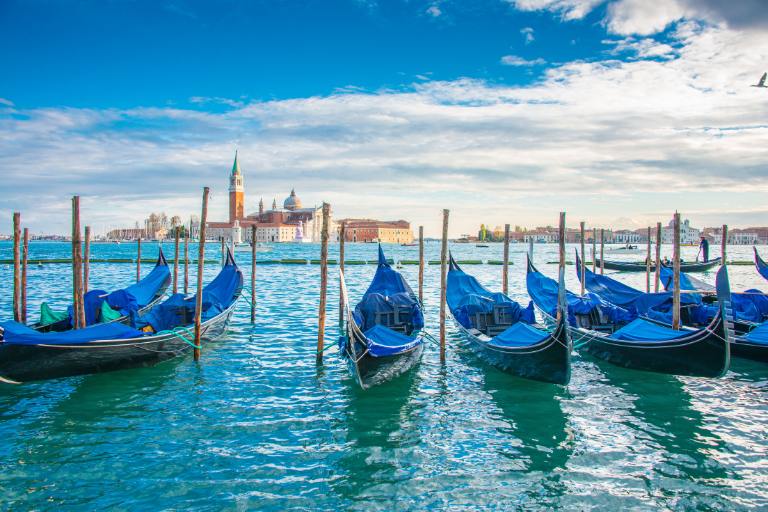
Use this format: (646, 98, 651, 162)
(283, 189, 302, 210)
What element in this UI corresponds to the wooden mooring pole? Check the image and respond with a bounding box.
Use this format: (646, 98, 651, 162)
(721, 224, 728, 264)
(439, 209, 449, 363)
(557, 213, 566, 320)
(83, 226, 91, 295)
(317, 203, 330, 363)
(592, 228, 597, 273)
(338, 222, 345, 327)
(418, 226, 424, 304)
(72, 196, 84, 329)
(12, 213, 21, 322)
(21, 227, 29, 324)
(655, 222, 662, 293)
(600, 228, 605, 275)
(137, 237, 142, 282)
(193, 187, 210, 361)
(184, 221, 190, 295)
(672, 212, 681, 330)
(221, 237, 225, 267)
(646, 227, 651, 293)
(579, 221, 585, 295)
(503, 224, 510, 296)
(251, 225, 257, 324)
(173, 227, 180, 294)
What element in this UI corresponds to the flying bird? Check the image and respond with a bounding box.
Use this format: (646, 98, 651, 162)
(752, 72, 767, 88)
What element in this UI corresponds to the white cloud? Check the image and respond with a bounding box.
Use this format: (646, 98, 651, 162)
(521, 26, 535, 44)
(426, 5, 442, 17)
(510, 0, 606, 20)
(2, 23, 768, 236)
(500, 55, 547, 66)
(605, 0, 687, 35)
(603, 36, 677, 59)
(510, 0, 768, 35)
(0, 98, 14, 107)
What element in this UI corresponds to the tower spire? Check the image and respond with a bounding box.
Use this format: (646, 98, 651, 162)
(232, 150, 241, 176)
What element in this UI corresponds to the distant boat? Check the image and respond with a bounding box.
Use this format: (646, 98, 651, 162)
(476, 244, 489, 248)
(606, 244, 643, 254)
(751, 72, 767, 88)
(234, 243, 271, 253)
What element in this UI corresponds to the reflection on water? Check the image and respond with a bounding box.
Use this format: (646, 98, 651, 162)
(0, 241, 766, 509)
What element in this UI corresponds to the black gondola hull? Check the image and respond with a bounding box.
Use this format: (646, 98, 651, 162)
(543, 313, 730, 377)
(344, 335, 424, 389)
(595, 257, 721, 273)
(730, 339, 768, 363)
(455, 319, 571, 385)
(0, 306, 235, 383)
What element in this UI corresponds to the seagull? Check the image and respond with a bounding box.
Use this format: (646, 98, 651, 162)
(752, 72, 767, 88)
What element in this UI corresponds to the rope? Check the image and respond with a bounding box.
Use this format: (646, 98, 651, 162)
(422, 330, 441, 347)
(154, 326, 202, 349)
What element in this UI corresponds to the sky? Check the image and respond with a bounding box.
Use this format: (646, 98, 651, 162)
(1, 0, 767, 237)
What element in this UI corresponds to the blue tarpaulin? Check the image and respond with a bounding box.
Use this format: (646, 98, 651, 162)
(447, 261, 535, 329)
(364, 324, 422, 357)
(744, 322, 768, 345)
(1, 251, 241, 346)
(133, 251, 242, 332)
(0, 319, 145, 346)
(611, 318, 690, 342)
(490, 322, 551, 347)
(353, 246, 423, 356)
(527, 262, 634, 327)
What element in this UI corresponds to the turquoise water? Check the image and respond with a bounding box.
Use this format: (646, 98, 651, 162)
(1, 241, 767, 510)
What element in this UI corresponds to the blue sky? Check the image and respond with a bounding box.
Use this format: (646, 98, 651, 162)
(2, 0, 607, 108)
(2, 0, 768, 236)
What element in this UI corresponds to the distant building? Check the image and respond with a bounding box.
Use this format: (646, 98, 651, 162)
(339, 219, 413, 244)
(662, 218, 700, 244)
(613, 229, 642, 244)
(703, 226, 759, 245)
(206, 152, 333, 243)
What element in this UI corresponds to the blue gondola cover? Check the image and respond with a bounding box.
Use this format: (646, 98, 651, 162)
(610, 318, 690, 342)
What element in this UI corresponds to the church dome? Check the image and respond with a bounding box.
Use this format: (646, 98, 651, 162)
(283, 189, 302, 210)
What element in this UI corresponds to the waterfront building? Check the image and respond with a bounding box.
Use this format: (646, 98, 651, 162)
(206, 152, 333, 242)
(613, 230, 642, 244)
(338, 219, 413, 244)
(661, 218, 700, 244)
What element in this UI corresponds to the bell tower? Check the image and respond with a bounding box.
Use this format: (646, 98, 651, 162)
(229, 150, 244, 223)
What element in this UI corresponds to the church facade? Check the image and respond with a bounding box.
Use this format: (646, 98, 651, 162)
(206, 153, 333, 243)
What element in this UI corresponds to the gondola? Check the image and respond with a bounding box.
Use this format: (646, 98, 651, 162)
(594, 257, 721, 273)
(527, 255, 732, 377)
(35, 249, 171, 332)
(0, 249, 242, 384)
(446, 255, 570, 384)
(754, 247, 768, 282)
(339, 245, 425, 389)
(576, 251, 768, 363)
